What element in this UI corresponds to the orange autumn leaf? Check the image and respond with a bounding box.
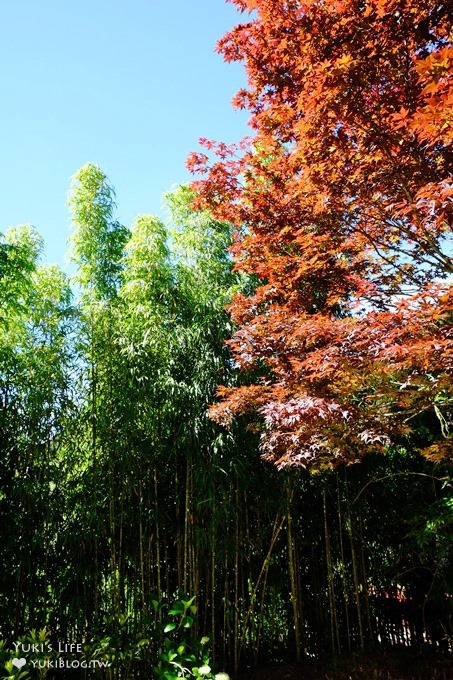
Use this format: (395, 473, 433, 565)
(189, 0, 453, 470)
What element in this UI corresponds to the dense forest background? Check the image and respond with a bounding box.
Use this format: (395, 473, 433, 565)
(1, 0, 452, 679)
(0, 165, 451, 679)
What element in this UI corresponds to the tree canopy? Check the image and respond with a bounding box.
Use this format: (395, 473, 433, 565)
(188, 0, 452, 470)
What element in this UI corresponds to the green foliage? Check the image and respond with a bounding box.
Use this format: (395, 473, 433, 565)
(69, 163, 130, 301)
(122, 214, 172, 308)
(0, 639, 29, 680)
(0, 226, 42, 335)
(409, 489, 453, 556)
(166, 185, 237, 304)
(81, 614, 151, 677)
(153, 596, 218, 680)
(0, 629, 53, 680)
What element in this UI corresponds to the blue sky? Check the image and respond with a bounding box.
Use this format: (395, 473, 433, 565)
(0, 0, 249, 269)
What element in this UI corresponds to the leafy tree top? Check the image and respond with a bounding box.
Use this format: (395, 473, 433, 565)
(69, 163, 130, 302)
(188, 0, 453, 469)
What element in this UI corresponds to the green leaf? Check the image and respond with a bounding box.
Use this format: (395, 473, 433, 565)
(163, 622, 177, 633)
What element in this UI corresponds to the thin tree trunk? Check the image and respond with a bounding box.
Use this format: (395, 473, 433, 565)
(337, 474, 351, 652)
(239, 511, 286, 660)
(154, 466, 162, 601)
(183, 455, 191, 594)
(210, 508, 216, 663)
(139, 481, 145, 617)
(358, 509, 373, 645)
(287, 493, 302, 662)
(323, 489, 340, 655)
(233, 483, 240, 676)
(347, 509, 364, 649)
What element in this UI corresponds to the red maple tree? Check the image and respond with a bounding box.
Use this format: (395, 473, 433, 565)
(188, 0, 452, 469)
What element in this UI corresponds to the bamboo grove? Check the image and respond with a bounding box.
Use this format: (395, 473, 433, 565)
(0, 162, 451, 678)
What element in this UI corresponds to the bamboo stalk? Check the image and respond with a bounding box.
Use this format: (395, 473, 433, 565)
(233, 483, 240, 676)
(337, 474, 351, 652)
(211, 506, 216, 663)
(323, 489, 339, 655)
(287, 502, 302, 661)
(347, 509, 364, 649)
(154, 466, 161, 601)
(183, 455, 191, 594)
(239, 511, 286, 660)
(139, 481, 145, 617)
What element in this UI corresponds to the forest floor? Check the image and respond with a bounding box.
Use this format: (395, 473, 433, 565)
(236, 648, 453, 679)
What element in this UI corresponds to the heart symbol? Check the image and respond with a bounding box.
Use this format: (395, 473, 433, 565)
(12, 658, 26, 669)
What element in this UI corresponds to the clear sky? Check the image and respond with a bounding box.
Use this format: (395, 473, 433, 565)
(0, 0, 249, 269)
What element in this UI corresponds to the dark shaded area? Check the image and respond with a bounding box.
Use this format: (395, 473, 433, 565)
(238, 649, 453, 680)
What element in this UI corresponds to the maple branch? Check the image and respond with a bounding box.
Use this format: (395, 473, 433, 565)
(434, 403, 450, 438)
(397, 180, 453, 273)
(348, 117, 453, 273)
(354, 225, 423, 288)
(352, 472, 450, 506)
(356, 211, 452, 283)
